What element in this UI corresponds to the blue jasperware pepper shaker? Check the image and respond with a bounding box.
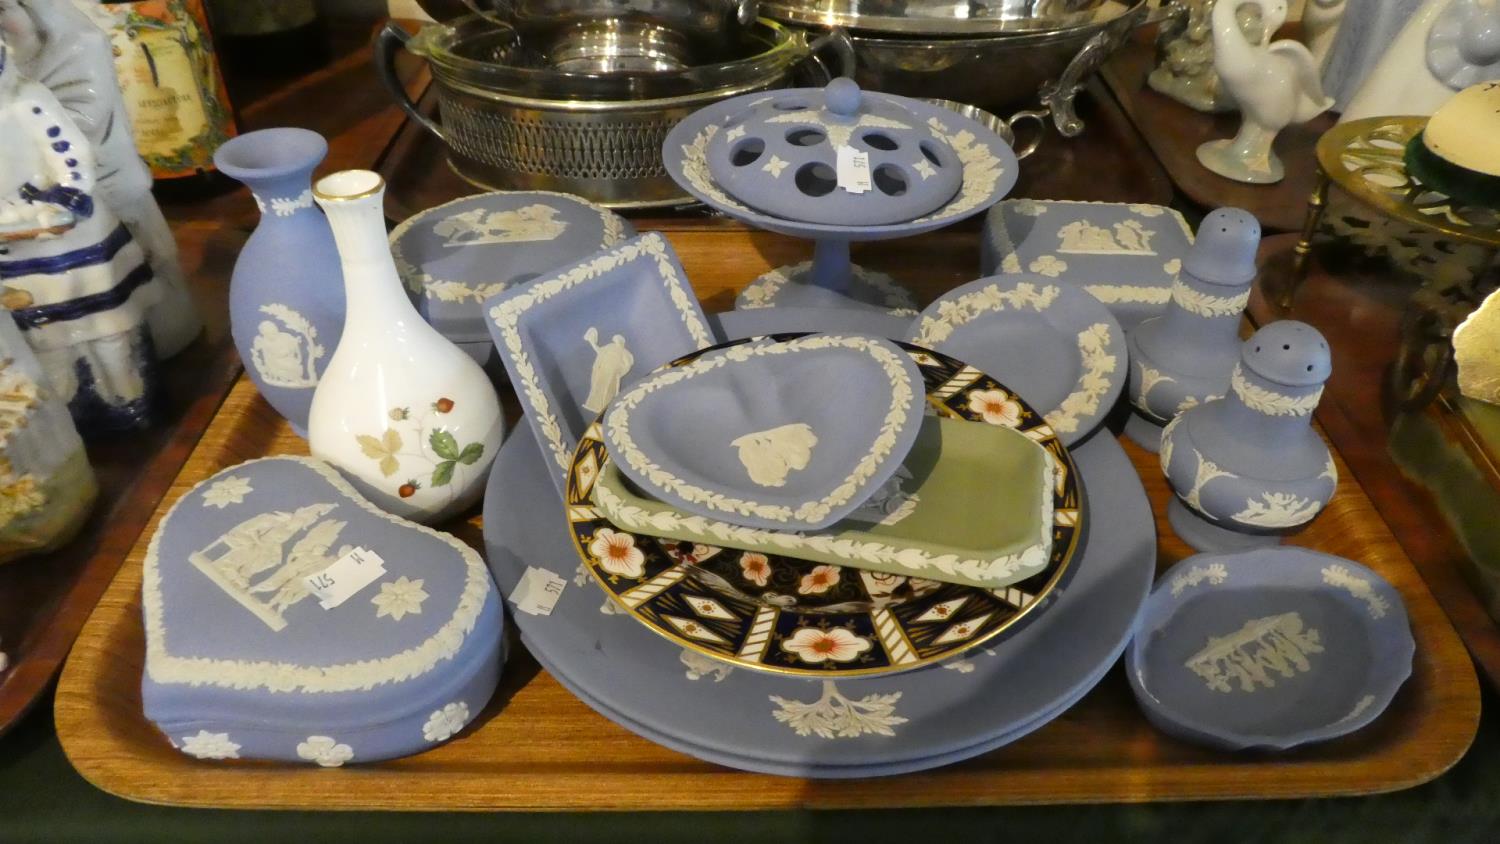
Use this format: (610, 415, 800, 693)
(1124, 207, 1260, 452)
(1160, 320, 1338, 552)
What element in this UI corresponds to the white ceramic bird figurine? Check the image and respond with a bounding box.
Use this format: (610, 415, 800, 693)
(1197, 0, 1335, 183)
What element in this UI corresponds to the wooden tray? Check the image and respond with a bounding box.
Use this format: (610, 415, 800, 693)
(54, 228, 1479, 810)
(1249, 233, 1500, 691)
(378, 77, 1175, 226)
(1101, 36, 1333, 233)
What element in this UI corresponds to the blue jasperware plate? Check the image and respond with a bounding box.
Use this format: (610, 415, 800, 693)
(483, 419, 1156, 772)
(603, 333, 925, 531)
(1127, 548, 1415, 752)
(486, 232, 715, 496)
(141, 457, 503, 766)
(908, 274, 1128, 447)
(981, 199, 1194, 332)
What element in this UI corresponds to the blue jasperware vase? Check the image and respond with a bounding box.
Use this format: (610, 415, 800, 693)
(215, 128, 346, 438)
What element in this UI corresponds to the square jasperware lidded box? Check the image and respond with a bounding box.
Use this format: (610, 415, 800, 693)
(141, 457, 503, 766)
(982, 199, 1195, 331)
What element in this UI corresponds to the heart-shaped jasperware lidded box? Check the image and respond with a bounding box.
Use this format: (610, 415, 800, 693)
(141, 457, 503, 767)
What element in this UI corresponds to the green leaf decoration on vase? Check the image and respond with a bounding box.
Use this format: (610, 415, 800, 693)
(430, 430, 460, 461)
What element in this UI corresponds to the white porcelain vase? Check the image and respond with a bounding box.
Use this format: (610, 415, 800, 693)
(308, 170, 503, 524)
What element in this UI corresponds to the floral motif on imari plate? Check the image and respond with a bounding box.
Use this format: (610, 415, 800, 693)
(569, 339, 1083, 677)
(355, 399, 485, 503)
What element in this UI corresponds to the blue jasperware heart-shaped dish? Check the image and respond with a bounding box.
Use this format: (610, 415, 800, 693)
(141, 456, 503, 766)
(602, 333, 925, 531)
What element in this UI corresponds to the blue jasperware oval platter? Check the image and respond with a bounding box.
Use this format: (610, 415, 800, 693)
(603, 333, 926, 532)
(1127, 548, 1415, 752)
(483, 413, 1156, 772)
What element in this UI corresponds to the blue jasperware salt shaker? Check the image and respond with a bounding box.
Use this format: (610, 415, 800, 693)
(1124, 207, 1260, 452)
(1160, 320, 1338, 552)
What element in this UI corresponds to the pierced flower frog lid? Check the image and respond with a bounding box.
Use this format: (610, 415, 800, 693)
(706, 78, 965, 226)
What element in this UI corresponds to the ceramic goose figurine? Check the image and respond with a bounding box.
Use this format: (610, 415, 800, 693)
(1160, 321, 1337, 552)
(1197, 0, 1335, 184)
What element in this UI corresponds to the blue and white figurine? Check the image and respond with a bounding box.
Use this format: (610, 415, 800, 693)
(1160, 321, 1337, 552)
(0, 34, 162, 434)
(216, 128, 346, 438)
(2, 0, 202, 358)
(1125, 207, 1260, 453)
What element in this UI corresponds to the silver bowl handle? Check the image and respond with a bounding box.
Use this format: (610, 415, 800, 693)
(806, 27, 856, 82)
(1005, 109, 1047, 161)
(376, 22, 449, 143)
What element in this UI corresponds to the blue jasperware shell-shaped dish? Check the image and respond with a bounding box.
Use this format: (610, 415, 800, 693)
(141, 456, 503, 766)
(603, 333, 925, 531)
(1127, 547, 1414, 752)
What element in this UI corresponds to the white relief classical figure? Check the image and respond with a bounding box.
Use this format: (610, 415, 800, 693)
(1057, 219, 1158, 255)
(186, 503, 342, 631)
(250, 304, 322, 389)
(1, 0, 201, 358)
(1185, 612, 1325, 693)
(732, 422, 819, 488)
(580, 327, 634, 414)
(251, 321, 306, 388)
(432, 203, 569, 247)
(1196, 0, 1335, 183)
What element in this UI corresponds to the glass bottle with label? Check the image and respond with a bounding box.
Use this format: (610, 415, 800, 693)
(73, 0, 237, 188)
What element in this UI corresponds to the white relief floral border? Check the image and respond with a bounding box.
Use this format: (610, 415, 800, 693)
(592, 448, 1059, 586)
(739, 261, 918, 316)
(1230, 364, 1323, 417)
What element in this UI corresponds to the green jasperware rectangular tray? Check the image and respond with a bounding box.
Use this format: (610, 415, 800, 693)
(591, 416, 1056, 589)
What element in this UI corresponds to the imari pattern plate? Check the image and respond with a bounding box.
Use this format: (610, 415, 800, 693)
(569, 338, 1083, 678)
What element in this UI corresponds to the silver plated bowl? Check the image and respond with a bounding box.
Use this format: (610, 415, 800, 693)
(377, 17, 850, 208)
(775, 0, 1162, 140)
